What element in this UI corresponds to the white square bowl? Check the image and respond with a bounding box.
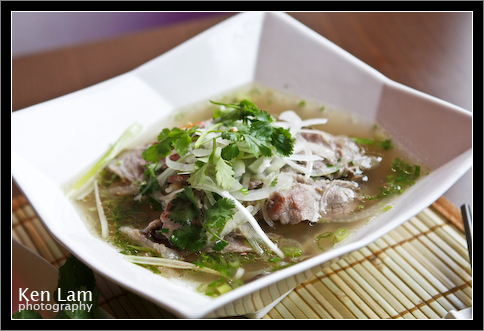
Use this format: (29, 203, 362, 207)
(12, 12, 472, 318)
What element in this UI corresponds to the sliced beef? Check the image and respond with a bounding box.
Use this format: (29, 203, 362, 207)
(263, 175, 362, 225)
(264, 183, 319, 225)
(143, 209, 181, 241)
(108, 149, 147, 184)
(300, 131, 360, 162)
(142, 215, 179, 250)
(167, 174, 189, 184)
(165, 174, 189, 193)
(208, 231, 254, 254)
(319, 180, 360, 218)
(248, 179, 263, 190)
(298, 131, 380, 181)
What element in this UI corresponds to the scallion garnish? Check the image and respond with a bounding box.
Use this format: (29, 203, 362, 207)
(334, 227, 349, 243)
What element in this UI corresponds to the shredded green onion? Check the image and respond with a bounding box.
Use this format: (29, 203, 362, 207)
(216, 283, 233, 294)
(334, 227, 348, 243)
(381, 204, 393, 212)
(317, 228, 348, 250)
(239, 187, 250, 196)
(68, 123, 142, 199)
(203, 277, 235, 297)
(281, 246, 303, 258)
(316, 232, 333, 251)
(123, 255, 225, 277)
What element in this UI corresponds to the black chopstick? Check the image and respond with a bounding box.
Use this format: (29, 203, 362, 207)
(460, 204, 472, 268)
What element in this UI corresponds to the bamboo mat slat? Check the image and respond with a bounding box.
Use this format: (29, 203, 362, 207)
(11, 195, 472, 319)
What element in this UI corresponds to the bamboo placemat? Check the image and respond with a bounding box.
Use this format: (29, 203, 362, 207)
(11, 195, 472, 319)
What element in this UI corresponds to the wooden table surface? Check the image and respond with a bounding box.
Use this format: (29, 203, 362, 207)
(12, 12, 473, 199)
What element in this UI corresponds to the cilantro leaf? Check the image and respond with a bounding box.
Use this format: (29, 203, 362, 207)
(168, 186, 201, 225)
(167, 187, 236, 252)
(221, 130, 241, 142)
(142, 139, 172, 163)
(243, 134, 273, 157)
(142, 126, 198, 163)
(203, 198, 235, 251)
(170, 225, 207, 252)
(211, 100, 294, 158)
(157, 127, 172, 141)
(213, 240, 229, 251)
(138, 163, 160, 195)
(204, 198, 236, 235)
(139, 176, 160, 196)
(215, 158, 237, 190)
(187, 162, 209, 187)
(221, 142, 239, 160)
(173, 132, 192, 157)
(168, 186, 206, 252)
(181, 183, 200, 208)
(250, 120, 274, 141)
(211, 100, 271, 124)
(271, 126, 295, 157)
(257, 140, 274, 157)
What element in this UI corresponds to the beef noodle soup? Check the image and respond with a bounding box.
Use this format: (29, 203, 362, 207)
(68, 84, 426, 297)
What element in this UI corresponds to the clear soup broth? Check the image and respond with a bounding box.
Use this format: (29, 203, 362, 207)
(71, 83, 427, 296)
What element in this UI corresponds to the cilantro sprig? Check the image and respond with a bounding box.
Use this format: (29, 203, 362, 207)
(212, 100, 295, 159)
(140, 100, 295, 195)
(142, 126, 199, 163)
(140, 126, 199, 196)
(168, 186, 236, 252)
